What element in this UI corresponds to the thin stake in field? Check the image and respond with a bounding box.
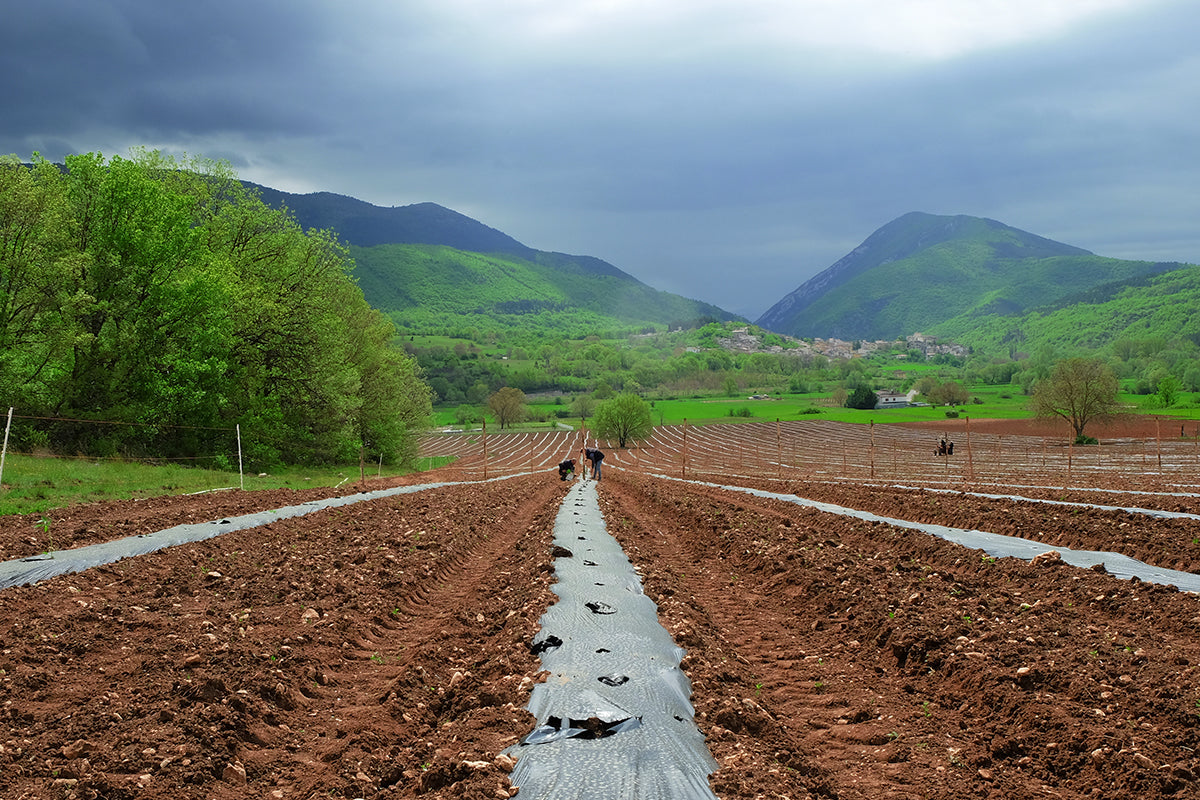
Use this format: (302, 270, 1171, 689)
(682, 419, 688, 479)
(965, 415, 974, 483)
(1157, 417, 1162, 474)
(1070, 438, 1080, 489)
(0, 407, 13, 492)
(776, 418, 782, 480)
(869, 420, 875, 479)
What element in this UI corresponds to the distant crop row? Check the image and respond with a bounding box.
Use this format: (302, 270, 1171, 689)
(421, 420, 1200, 493)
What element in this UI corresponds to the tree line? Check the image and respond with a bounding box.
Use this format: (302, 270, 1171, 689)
(0, 151, 431, 468)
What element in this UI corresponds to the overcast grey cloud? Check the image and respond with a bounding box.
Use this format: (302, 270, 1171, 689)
(2, 0, 1196, 317)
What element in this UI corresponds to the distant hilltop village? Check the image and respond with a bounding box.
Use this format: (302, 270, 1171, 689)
(711, 328, 969, 360)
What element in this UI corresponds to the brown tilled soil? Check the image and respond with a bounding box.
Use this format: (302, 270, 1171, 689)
(1, 445, 1199, 799)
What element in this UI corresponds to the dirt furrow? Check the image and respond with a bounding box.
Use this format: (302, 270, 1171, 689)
(669, 475, 1200, 576)
(599, 473, 1200, 800)
(0, 477, 566, 800)
(0, 478, 438, 561)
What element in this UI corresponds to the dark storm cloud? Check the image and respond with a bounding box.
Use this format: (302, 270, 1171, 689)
(2, 0, 1196, 317)
(0, 1, 353, 144)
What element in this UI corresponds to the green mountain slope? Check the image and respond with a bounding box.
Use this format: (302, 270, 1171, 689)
(249, 183, 740, 330)
(756, 212, 1178, 340)
(931, 262, 1200, 352)
(350, 243, 736, 332)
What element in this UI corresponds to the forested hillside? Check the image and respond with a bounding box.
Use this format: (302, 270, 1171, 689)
(933, 263, 1200, 356)
(350, 244, 737, 335)
(0, 152, 431, 466)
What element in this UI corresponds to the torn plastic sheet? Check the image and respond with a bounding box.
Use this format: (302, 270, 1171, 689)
(506, 481, 718, 800)
(656, 475, 1200, 594)
(0, 481, 462, 590)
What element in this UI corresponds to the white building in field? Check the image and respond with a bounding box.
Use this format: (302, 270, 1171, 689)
(875, 390, 917, 409)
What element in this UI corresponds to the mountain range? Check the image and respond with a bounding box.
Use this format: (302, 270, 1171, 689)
(247, 183, 738, 331)
(251, 183, 1198, 350)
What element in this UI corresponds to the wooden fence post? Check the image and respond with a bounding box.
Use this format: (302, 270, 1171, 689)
(682, 419, 688, 479)
(869, 420, 875, 479)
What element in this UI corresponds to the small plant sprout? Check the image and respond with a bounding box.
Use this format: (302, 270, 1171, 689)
(36, 516, 54, 554)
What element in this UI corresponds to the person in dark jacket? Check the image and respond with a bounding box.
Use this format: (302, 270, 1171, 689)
(582, 446, 604, 481)
(558, 458, 575, 481)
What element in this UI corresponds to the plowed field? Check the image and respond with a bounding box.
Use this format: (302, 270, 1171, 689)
(1, 419, 1198, 799)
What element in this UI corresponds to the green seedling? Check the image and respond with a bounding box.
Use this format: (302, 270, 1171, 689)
(36, 516, 54, 554)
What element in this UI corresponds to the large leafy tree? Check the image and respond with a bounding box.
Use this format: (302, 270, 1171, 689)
(1031, 357, 1120, 442)
(0, 150, 432, 467)
(0, 155, 78, 410)
(592, 392, 653, 448)
(487, 387, 526, 429)
(55, 151, 229, 452)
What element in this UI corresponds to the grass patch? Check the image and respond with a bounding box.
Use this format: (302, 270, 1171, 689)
(0, 454, 454, 517)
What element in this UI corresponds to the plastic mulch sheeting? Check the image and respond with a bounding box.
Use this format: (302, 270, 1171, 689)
(664, 476, 1200, 594)
(0, 482, 455, 590)
(506, 480, 718, 800)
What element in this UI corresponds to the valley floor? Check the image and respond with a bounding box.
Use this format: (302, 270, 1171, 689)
(0, 421, 1198, 798)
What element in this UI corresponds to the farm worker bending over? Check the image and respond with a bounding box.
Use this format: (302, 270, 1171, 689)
(558, 458, 576, 481)
(582, 446, 605, 481)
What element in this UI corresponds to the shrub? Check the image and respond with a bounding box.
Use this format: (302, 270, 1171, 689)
(844, 386, 879, 410)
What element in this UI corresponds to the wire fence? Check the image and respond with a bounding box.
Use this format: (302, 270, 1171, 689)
(0, 407, 247, 492)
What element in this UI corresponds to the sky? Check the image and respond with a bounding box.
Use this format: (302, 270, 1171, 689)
(3, 0, 1197, 319)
